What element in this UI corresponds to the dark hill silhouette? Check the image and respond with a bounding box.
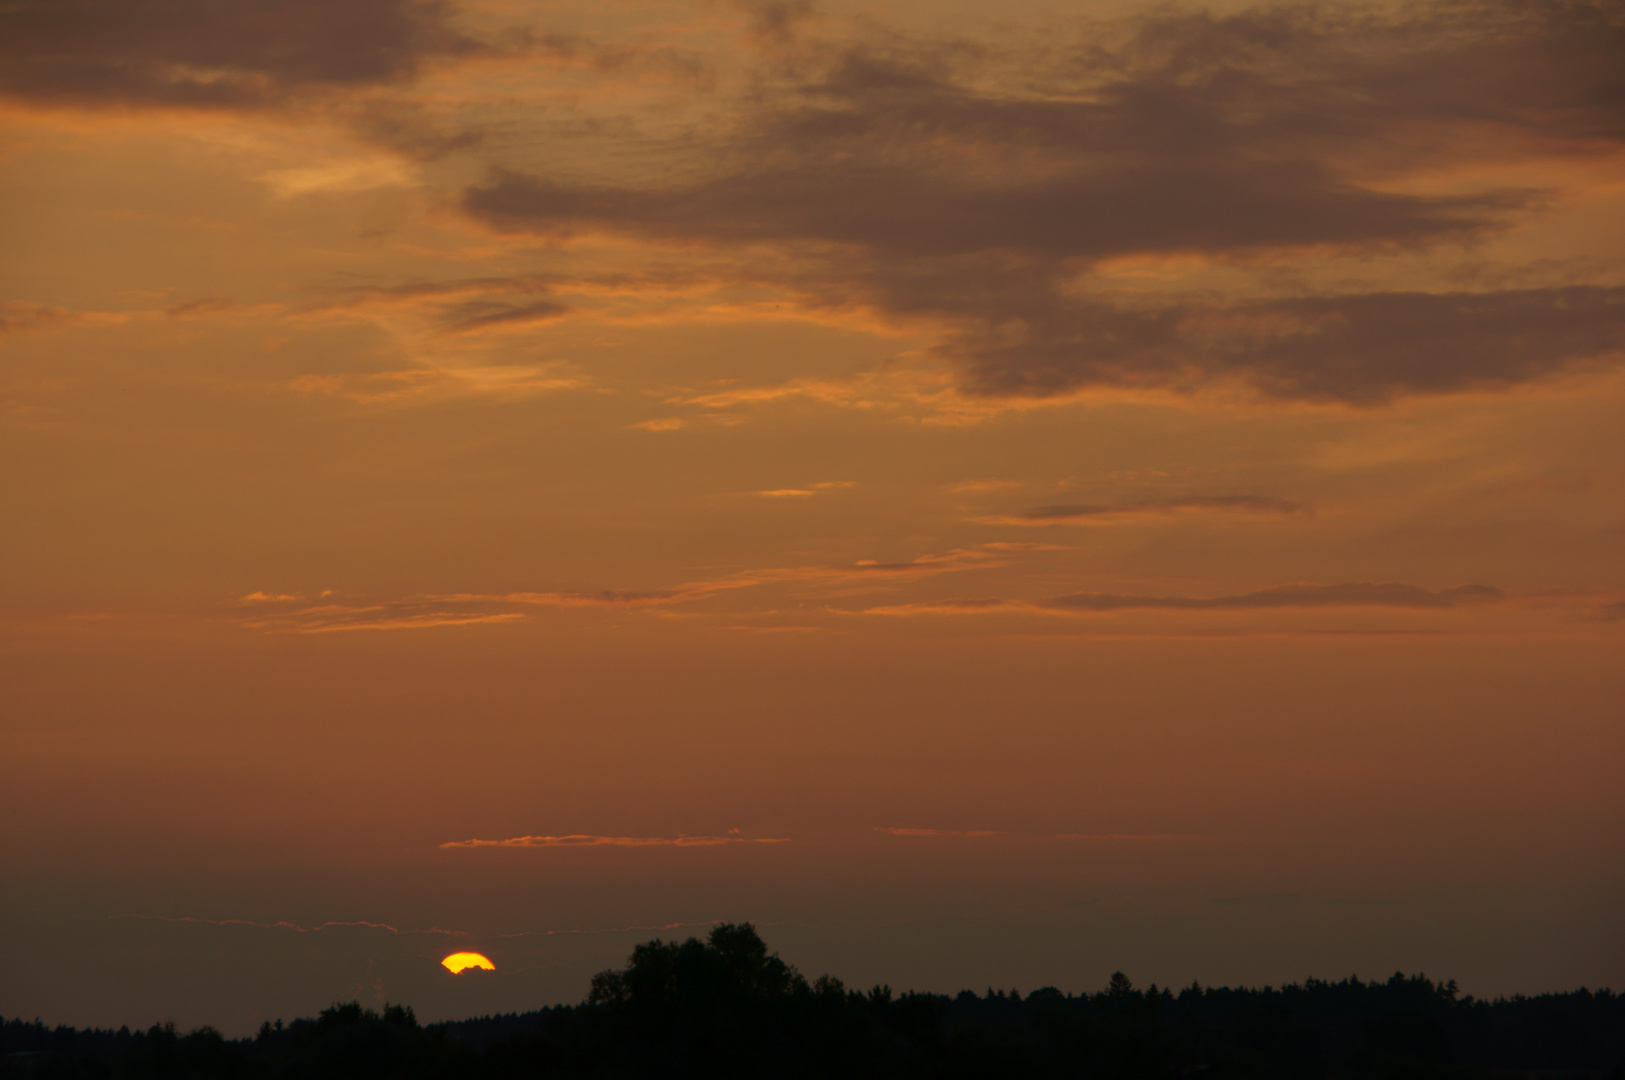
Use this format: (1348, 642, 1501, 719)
(4, 924, 1621, 1078)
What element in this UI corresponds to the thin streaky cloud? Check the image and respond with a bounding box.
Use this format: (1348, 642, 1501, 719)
(1044, 582, 1506, 612)
(292, 612, 527, 633)
(863, 582, 1507, 616)
(877, 827, 1004, 837)
(498, 920, 726, 940)
(440, 834, 792, 849)
(435, 300, 572, 336)
(981, 496, 1307, 526)
(877, 828, 1197, 840)
(1208, 893, 1303, 909)
(0, 302, 127, 336)
(978, 542, 1074, 552)
(235, 549, 1008, 633)
(117, 914, 467, 937)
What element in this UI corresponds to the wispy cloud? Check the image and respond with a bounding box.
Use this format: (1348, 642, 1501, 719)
(877, 828, 1194, 840)
(1208, 893, 1302, 909)
(1043, 582, 1505, 612)
(864, 582, 1507, 617)
(117, 914, 466, 937)
(234, 549, 1008, 632)
(441, 833, 790, 849)
(979, 496, 1307, 526)
(289, 368, 586, 404)
(435, 300, 571, 336)
(755, 481, 855, 497)
(498, 920, 726, 940)
(876, 827, 1003, 838)
(0, 302, 127, 336)
(240, 599, 529, 634)
(294, 612, 528, 633)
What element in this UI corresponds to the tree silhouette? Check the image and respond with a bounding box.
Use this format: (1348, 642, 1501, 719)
(588, 921, 807, 1010)
(5, 928, 1622, 1078)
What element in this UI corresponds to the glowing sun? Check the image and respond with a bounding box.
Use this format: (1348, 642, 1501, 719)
(441, 951, 496, 974)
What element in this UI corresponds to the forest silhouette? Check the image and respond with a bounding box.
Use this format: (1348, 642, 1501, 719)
(4, 924, 1621, 1078)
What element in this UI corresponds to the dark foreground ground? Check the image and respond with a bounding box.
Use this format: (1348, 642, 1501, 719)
(5, 924, 1622, 1079)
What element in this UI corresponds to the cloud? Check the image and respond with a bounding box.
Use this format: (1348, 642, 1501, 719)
(441, 834, 790, 849)
(497, 589, 695, 607)
(864, 582, 1507, 616)
(461, 550, 1006, 604)
(472, 2, 1624, 257)
(292, 612, 527, 633)
(497, 920, 726, 940)
(985, 496, 1306, 525)
(238, 597, 530, 633)
(436, 300, 572, 336)
(876, 828, 1193, 840)
(460, 1, 1625, 404)
(977, 542, 1073, 552)
(236, 549, 1009, 633)
(949, 287, 1625, 404)
(755, 481, 854, 497)
(1044, 582, 1505, 612)
(290, 368, 585, 404)
(876, 827, 1003, 838)
(0, 0, 483, 111)
(119, 914, 464, 937)
(0, 302, 125, 336)
(1208, 893, 1302, 909)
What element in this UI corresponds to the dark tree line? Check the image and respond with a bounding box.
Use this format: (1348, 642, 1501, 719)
(5, 924, 1622, 1078)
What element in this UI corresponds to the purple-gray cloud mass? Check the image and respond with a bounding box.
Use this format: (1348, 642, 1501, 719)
(0, 0, 481, 109)
(463, 0, 1625, 403)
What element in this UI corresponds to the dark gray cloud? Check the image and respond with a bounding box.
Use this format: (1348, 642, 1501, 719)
(462, 1, 1625, 403)
(0, 0, 481, 109)
(1044, 582, 1505, 611)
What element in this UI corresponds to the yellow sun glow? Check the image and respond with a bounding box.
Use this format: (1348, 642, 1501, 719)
(441, 951, 495, 974)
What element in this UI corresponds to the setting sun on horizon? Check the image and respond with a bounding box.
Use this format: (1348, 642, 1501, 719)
(441, 953, 497, 975)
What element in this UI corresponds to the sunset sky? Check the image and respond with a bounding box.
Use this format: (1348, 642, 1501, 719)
(2, 0, 1622, 1036)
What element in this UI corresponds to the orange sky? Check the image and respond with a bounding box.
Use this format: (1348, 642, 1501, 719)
(2, 0, 1622, 1035)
